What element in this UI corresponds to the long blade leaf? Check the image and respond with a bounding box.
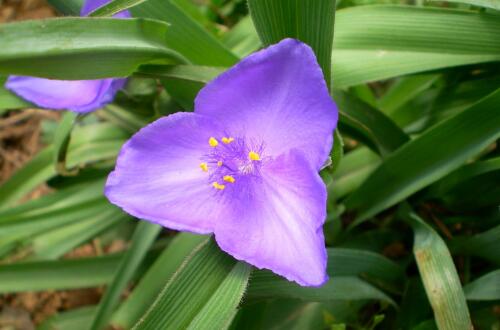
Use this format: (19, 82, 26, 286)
(0, 18, 184, 79)
(407, 211, 472, 330)
(346, 88, 500, 224)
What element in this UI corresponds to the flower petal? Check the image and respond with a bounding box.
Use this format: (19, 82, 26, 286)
(5, 77, 125, 113)
(195, 38, 338, 170)
(81, 0, 132, 17)
(214, 150, 328, 286)
(105, 112, 226, 234)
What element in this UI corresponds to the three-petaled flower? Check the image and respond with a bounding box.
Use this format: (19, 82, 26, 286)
(105, 39, 339, 286)
(5, 0, 129, 113)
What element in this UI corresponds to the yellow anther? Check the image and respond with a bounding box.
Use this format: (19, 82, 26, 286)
(212, 182, 226, 190)
(208, 137, 218, 147)
(248, 151, 261, 161)
(199, 162, 208, 172)
(221, 137, 235, 144)
(217, 161, 223, 167)
(223, 175, 235, 183)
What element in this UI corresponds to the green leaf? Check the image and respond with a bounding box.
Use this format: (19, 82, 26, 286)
(31, 208, 126, 260)
(333, 90, 409, 156)
(139, 64, 221, 110)
(48, 0, 237, 68)
(90, 222, 161, 330)
(0, 123, 128, 208)
(249, 247, 404, 301)
(132, 0, 238, 66)
(134, 238, 246, 330)
(89, 0, 149, 17)
(463, 270, 500, 301)
(0, 181, 114, 250)
(39, 306, 96, 330)
(326, 248, 405, 292)
(432, 0, 500, 10)
(47, 0, 82, 15)
(187, 262, 252, 330)
(0, 245, 162, 293)
(426, 157, 500, 211)
(329, 130, 344, 174)
(221, 16, 261, 58)
(0, 84, 31, 112)
(248, 0, 336, 87)
(98, 104, 149, 133)
(407, 211, 472, 330)
(426, 76, 500, 131)
(377, 73, 440, 116)
(248, 276, 395, 306)
(0, 18, 184, 80)
(346, 88, 500, 224)
(329, 147, 380, 200)
(333, 6, 500, 87)
(397, 278, 433, 329)
(451, 224, 500, 264)
(53, 112, 80, 176)
(0, 179, 105, 223)
(138, 64, 224, 84)
(0, 255, 128, 293)
(112, 233, 207, 329)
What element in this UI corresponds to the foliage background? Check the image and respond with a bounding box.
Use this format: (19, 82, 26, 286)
(0, 0, 499, 329)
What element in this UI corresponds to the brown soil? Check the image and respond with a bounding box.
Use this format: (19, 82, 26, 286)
(0, 241, 129, 328)
(0, 0, 55, 23)
(0, 110, 58, 186)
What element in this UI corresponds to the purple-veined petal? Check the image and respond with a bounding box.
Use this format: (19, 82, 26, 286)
(195, 38, 338, 170)
(81, 0, 132, 18)
(5, 77, 126, 113)
(214, 149, 328, 286)
(105, 112, 227, 234)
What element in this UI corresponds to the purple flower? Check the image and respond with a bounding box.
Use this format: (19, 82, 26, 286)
(105, 39, 339, 286)
(4, 0, 130, 113)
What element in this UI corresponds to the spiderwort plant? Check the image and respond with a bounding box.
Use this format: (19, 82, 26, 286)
(105, 39, 338, 286)
(4, 0, 130, 113)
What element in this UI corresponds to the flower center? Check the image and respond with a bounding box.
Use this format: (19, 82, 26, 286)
(199, 136, 264, 191)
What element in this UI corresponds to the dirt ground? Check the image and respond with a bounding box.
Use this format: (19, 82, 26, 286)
(0, 0, 55, 22)
(0, 0, 57, 185)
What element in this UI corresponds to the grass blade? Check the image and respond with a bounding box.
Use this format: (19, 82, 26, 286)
(407, 211, 472, 330)
(346, 88, 500, 224)
(132, 0, 238, 66)
(248, 0, 336, 86)
(89, 0, 148, 17)
(53, 112, 80, 176)
(187, 262, 252, 330)
(463, 270, 500, 301)
(90, 222, 161, 330)
(333, 6, 500, 87)
(0, 18, 184, 79)
(134, 238, 238, 330)
(111, 233, 207, 329)
(431, 0, 500, 10)
(248, 276, 395, 305)
(333, 90, 409, 156)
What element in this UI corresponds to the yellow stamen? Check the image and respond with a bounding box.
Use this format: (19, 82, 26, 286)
(208, 137, 218, 147)
(223, 175, 235, 183)
(212, 182, 225, 190)
(199, 162, 208, 172)
(221, 137, 235, 144)
(248, 151, 261, 161)
(217, 161, 223, 167)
